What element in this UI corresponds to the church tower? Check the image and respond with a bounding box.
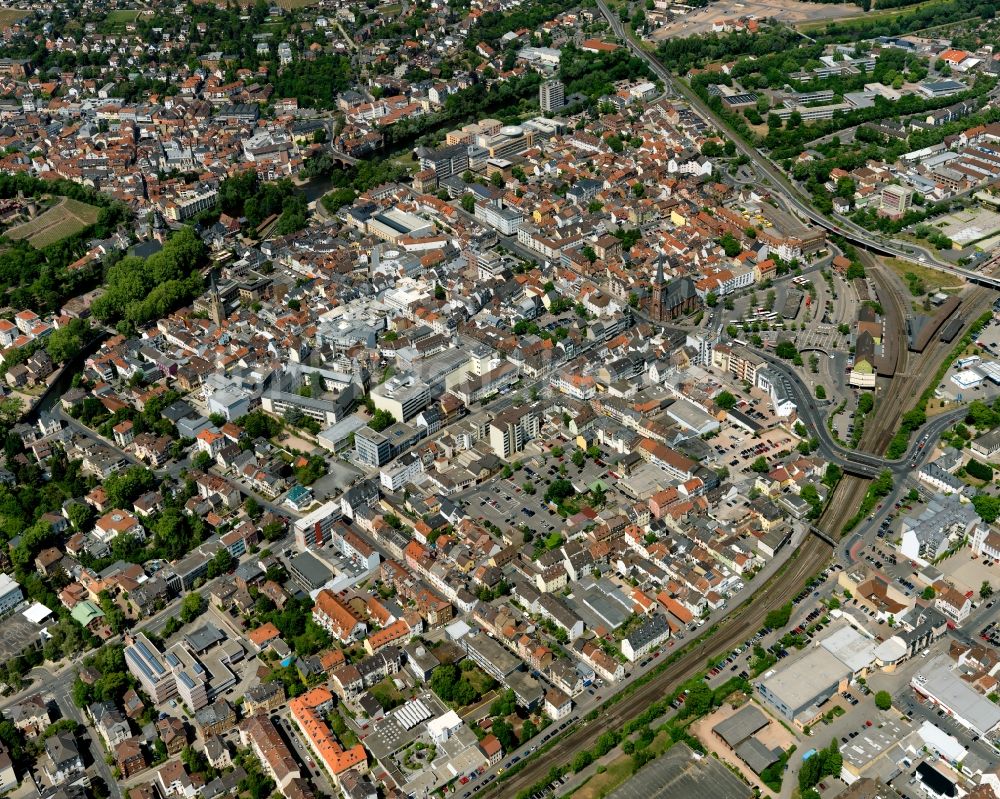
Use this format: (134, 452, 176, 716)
(649, 251, 667, 322)
(208, 271, 224, 327)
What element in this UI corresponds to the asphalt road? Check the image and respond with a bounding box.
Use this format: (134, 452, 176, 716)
(749, 346, 966, 482)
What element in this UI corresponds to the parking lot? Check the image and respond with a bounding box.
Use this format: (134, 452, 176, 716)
(935, 315, 1000, 403)
(939, 547, 1000, 597)
(705, 425, 797, 474)
(462, 444, 615, 535)
(465, 471, 566, 537)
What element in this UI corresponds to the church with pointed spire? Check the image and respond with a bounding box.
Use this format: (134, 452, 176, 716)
(648, 252, 699, 322)
(208, 271, 225, 327)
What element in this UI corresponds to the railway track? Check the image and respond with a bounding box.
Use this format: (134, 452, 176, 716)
(865, 259, 993, 455)
(488, 533, 833, 799)
(492, 265, 995, 799)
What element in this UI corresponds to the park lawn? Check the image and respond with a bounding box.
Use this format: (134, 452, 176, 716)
(464, 665, 498, 698)
(884, 257, 964, 295)
(389, 150, 418, 172)
(99, 8, 140, 32)
(7, 197, 101, 249)
(367, 677, 405, 711)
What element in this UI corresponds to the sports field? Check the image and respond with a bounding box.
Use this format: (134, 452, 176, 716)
(7, 197, 101, 248)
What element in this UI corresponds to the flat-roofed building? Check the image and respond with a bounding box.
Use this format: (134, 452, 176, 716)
(463, 632, 520, 682)
(911, 654, 1000, 736)
(125, 633, 176, 704)
(294, 501, 342, 549)
(488, 403, 542, 459)
(288, 551, 333, 591)
(367, 209, 433, 243)
(0, 574, 22, 616)
(370, 374, 431, 422)
(607, 741, 752, 799)
(756, 647, 851, 727)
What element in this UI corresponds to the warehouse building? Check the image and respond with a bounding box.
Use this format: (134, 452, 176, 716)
(712, 705, 781, 775)
(607, 741, 752, 799)
(756, 647, 851, 727)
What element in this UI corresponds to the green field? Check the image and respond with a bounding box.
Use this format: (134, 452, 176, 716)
(276, 0, 319, 8)
(7, 197, 101, 248)
(100, 9, 140, 32)
(0, 8, 27, 26)
(105, 9, 139, 22)
(796, 0, 941, 32)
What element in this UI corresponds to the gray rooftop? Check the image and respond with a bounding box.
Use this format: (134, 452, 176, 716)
(914, 655, 1000, 735)
(758, 647, 851, 710)
(712, 704, 769, 749)
(608, 742, 752, 799)
(734, 737, 780, 775)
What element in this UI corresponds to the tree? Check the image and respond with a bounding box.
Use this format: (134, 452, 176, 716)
(571, 450, 585, 468)
(368, 408, 396, 432)
(816, 385, 827, 400)
(72, 678, 92, 708)
(718, 233, 741, 257)
(104, 466, 156, 508)
(715, 391, 737, 410)
(544, 479, 574, 505)
(181, 592, 206, 623)
(262, 521, 283, 541)
(206, 549, 234, 579)
(966, 458, 993, 481)
(765, 603, 792, 630)
(705, 291, 718, 307)
(824, 464, 842, 488)
(874, 691, 892, 711)
(973, 494, 1000, 524)
(683, 682, 713, 717)
(572, 751, 594, 773)
(461, 194, 476, 213)
(67, 502, 94, 531)
(46, 319, 89, 364)
(490, 690, 517, 718)
(921, 586, 936, 601)
(981, 581, 994, 600)
(750, 456, 769, 473)
(775, 340, 798, 359)
(244, 497, 262, 520)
